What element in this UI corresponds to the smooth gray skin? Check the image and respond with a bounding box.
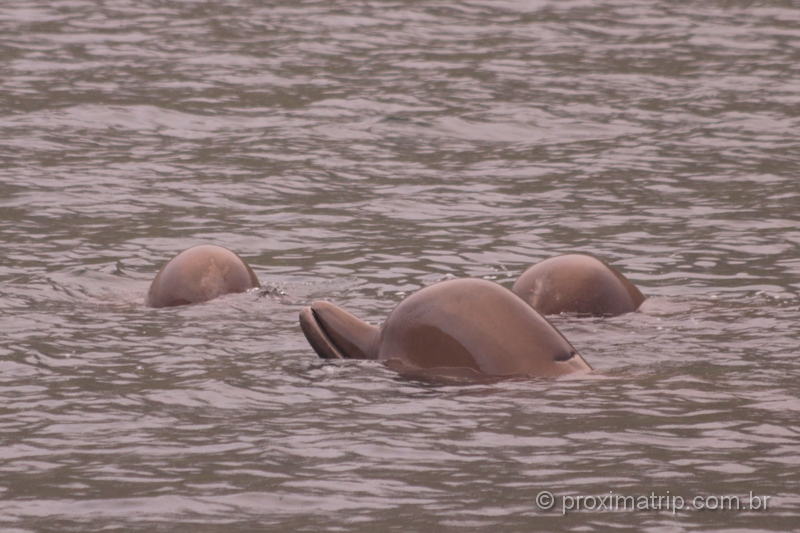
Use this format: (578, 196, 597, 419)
(299, 278, 592, 379)
(512, 254, 645, 316)
(146, 245, 260, 308)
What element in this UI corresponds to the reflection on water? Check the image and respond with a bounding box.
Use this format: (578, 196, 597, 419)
(1, 0, 799, 531)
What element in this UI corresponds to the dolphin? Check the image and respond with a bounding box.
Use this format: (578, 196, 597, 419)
(146, 244, 259, 308)
(300, 278, 591, 379)
(512, 254, 645, 316)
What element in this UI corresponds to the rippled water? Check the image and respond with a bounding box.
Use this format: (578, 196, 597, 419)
(1, 1, 799, 531)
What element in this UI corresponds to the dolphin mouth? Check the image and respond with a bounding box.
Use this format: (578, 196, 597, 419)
(299, 305, 345, 359)
(299, 301, 378, 360)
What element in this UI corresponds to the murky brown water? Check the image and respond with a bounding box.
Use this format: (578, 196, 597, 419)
(1, 1, 799, 531)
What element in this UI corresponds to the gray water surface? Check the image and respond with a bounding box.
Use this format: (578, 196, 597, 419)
(1, 1, 799, 531)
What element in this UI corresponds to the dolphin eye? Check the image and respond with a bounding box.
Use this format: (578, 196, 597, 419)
(554, 350, 576, 362)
